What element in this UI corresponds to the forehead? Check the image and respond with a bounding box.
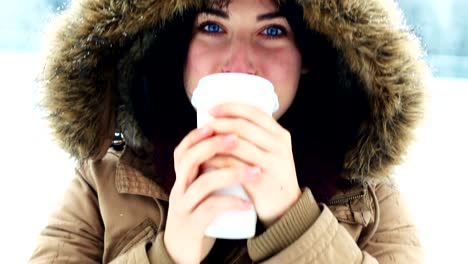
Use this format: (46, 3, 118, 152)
(199, 0, 282, 21)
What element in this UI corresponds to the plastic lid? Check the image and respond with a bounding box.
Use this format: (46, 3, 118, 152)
(191, 73, 279, 113)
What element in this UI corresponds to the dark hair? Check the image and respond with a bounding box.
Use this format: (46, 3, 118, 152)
(131, 0, 369, 203)
(278, 3, 370, 201)
(130, 9, 197, 192)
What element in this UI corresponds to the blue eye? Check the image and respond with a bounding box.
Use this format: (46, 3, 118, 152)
(263, 26, 284, 37)
(202, 23, 223, 33)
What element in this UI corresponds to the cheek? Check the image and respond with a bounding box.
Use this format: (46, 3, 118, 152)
(260, 47, 302, 117)
(184, 40, 221, 97)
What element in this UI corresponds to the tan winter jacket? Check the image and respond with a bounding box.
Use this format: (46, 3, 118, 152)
(30, 147, 422, 263)
(29, 0, 428, 263)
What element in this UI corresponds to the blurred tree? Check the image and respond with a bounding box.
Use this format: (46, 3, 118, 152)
(0, 0, 49, 50)
(452, 0, 468, 56)
(48, 0, 70, 12)
(399, 0, 466, 56)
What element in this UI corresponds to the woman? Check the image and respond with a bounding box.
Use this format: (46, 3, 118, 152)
(30, 0, 428, 263)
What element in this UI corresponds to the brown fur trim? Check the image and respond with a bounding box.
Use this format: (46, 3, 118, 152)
(40, 0, 428, 180)
(300, 0, 428, 179)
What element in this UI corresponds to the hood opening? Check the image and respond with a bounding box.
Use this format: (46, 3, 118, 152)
(120, 1, 371, 202)
(116, 10, 198, 157)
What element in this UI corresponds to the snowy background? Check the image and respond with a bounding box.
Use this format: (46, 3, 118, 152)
(1, 0, 467, 263)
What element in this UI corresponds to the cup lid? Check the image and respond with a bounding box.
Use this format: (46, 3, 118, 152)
(191, 73, 279, 113)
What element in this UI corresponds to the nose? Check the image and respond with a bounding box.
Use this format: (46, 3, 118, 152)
(222, 38, 256, 75)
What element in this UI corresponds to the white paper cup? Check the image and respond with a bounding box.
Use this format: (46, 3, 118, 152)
(191, 73, 279, 239)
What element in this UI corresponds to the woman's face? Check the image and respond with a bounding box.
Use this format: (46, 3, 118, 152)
(184, 0, 303, 119)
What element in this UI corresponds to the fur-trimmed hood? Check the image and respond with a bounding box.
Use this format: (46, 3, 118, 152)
(40, 0, 428, 182)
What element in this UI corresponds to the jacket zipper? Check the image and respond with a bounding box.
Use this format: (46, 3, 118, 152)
(327, 191, 366, 206)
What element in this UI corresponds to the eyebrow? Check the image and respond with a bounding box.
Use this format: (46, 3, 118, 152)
(201, 8, 228, 19)
(200, 8, 284, 21)
(257, 11, 283, 21)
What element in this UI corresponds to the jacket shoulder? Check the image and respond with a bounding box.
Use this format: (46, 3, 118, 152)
(78, 148, 165, 262)
(78, 148, 122, 190)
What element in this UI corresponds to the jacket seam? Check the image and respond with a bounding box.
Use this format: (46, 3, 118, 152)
(110, 218, 158, 260)
(357, 183, 380, 248)
(76, 165, 98, 192)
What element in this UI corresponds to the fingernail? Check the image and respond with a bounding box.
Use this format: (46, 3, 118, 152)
(245, 167, 261, 180)
(199, 126, 212, 136)
(209, 105, 222, 116)
(223, 134, 237, 145)
(241, 200, 253, 209)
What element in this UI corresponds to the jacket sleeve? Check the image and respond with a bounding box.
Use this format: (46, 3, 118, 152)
(28, 168, 104, 263)
(247, 185, 424, 263)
